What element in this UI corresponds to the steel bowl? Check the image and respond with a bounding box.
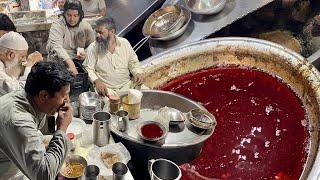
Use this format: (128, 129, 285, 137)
(150, 6, 191, 41)
(60, 155, 87, 179)
(187, 108, 216, 130)
(143, 5, 186, 38)
(158, 107, 186, 125)
(137, 121, 168, 142)
(78, 91, 101, 121)
(185, 0, 226, 15)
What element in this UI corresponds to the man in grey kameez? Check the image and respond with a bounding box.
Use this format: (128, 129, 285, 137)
(47, 0, 95, 75)
(0, 61, 74, 179)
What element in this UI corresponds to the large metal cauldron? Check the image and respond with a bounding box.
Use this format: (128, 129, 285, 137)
(141, 38, 320, 179)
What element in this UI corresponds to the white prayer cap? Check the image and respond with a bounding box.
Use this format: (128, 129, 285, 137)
(0, 31, 28, 51)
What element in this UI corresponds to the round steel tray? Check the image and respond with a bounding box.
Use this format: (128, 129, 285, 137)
(110, 90, 214, 164)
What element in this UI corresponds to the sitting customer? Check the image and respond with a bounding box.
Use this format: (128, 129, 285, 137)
(47, 0, 95, 74)
(0, 61, 73, 179)
(0, 31, 42, 96)
(83, 16, 147, 98)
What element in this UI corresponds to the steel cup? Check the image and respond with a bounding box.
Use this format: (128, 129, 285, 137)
(112, 162, 128, 180)
(92, 111, 111, 147)
(115, 110, 129, 132)
(84, 165, 100, 180)
(122, 96, 141, 119)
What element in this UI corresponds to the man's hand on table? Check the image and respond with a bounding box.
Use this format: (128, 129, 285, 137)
(94, 79, 109, 97)
(56, 101, 73, 133)
(133, 73, 144, 85)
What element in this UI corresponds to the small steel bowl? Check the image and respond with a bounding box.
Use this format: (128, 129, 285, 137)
(150, 6, 191, 41)
(185, 0, 226, 15)
(143, 5, 186, 38)
(137, 121, 168, 142)
(60, 155, 87, 179)
(188, 108, 216, 130)
(78, 91, 100, 106)
(158, 107, 186, 125)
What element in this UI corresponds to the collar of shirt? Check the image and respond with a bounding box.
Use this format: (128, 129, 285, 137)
(23, 91, 46, 128)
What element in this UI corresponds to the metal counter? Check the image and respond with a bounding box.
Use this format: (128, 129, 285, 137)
(16, 0, 164, 37)
(149, 0, 274, 55)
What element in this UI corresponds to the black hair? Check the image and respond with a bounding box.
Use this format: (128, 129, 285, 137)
(25, 61, 74, 97)
(63, 0, 84, 27)
(0, 13, 16, 32)
(96, 16, 116, 32)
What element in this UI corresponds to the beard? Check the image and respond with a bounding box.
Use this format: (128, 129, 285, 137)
(96, 36, 110, 56)
(5, 57, 22, 78)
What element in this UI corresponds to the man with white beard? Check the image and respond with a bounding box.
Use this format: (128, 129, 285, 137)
(0, 31, 43, 95)
(83, 16, 146, 98)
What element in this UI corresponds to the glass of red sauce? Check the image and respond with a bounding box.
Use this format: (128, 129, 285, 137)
(137, 121, 168, 142)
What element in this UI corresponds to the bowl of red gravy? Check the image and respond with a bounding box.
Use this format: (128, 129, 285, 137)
(137, 121, 168, 142)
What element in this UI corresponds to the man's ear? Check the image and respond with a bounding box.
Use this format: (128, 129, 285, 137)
(6, 51, 15, 60)
(38, 90, 50, 103)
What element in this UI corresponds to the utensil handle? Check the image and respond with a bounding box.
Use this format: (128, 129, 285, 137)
(148, 159, 155, 175)
(133, 36, 150, 52)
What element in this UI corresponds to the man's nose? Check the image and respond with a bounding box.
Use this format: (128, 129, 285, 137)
(65, 95, 70, 102)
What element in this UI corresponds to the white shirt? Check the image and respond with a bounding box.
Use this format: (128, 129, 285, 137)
(83, 37, 143, 90)
(0, 60, 31, 96)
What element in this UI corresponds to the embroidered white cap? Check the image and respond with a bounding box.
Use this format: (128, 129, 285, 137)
(0, 31, 28, 50)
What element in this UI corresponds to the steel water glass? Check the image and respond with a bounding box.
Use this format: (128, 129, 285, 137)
(93, 111, 111, 147)
(112, 162, 128, 180)
(115, 110, 129, 132)
(84, 165, 100, 180)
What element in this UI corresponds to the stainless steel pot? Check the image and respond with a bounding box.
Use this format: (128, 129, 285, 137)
(141, 37, 320, 179)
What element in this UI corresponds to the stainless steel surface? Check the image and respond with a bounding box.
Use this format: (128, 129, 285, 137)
(149, 159, 182, 180)
(162, 0, 180, 8)
(184, 0, 226, 15)
(115, 110, 129, 132)
(150, 6, 191, 41)
(60, 155, 88, 178)
(141, 37, 320, 179)
(79, 92, 101, 121)
(149, 0, 275, 54)
(111, 89, 213, 164)
(137, 121, 168, 142)
(143, 5, 185, 38)
(16, 0, 164, 35)
(93, 111, 111, 147)
(107, 0, 165, 37)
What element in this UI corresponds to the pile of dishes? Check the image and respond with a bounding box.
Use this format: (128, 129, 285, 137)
(143, 5, 191, 41)
(79, 92, 102, 121)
